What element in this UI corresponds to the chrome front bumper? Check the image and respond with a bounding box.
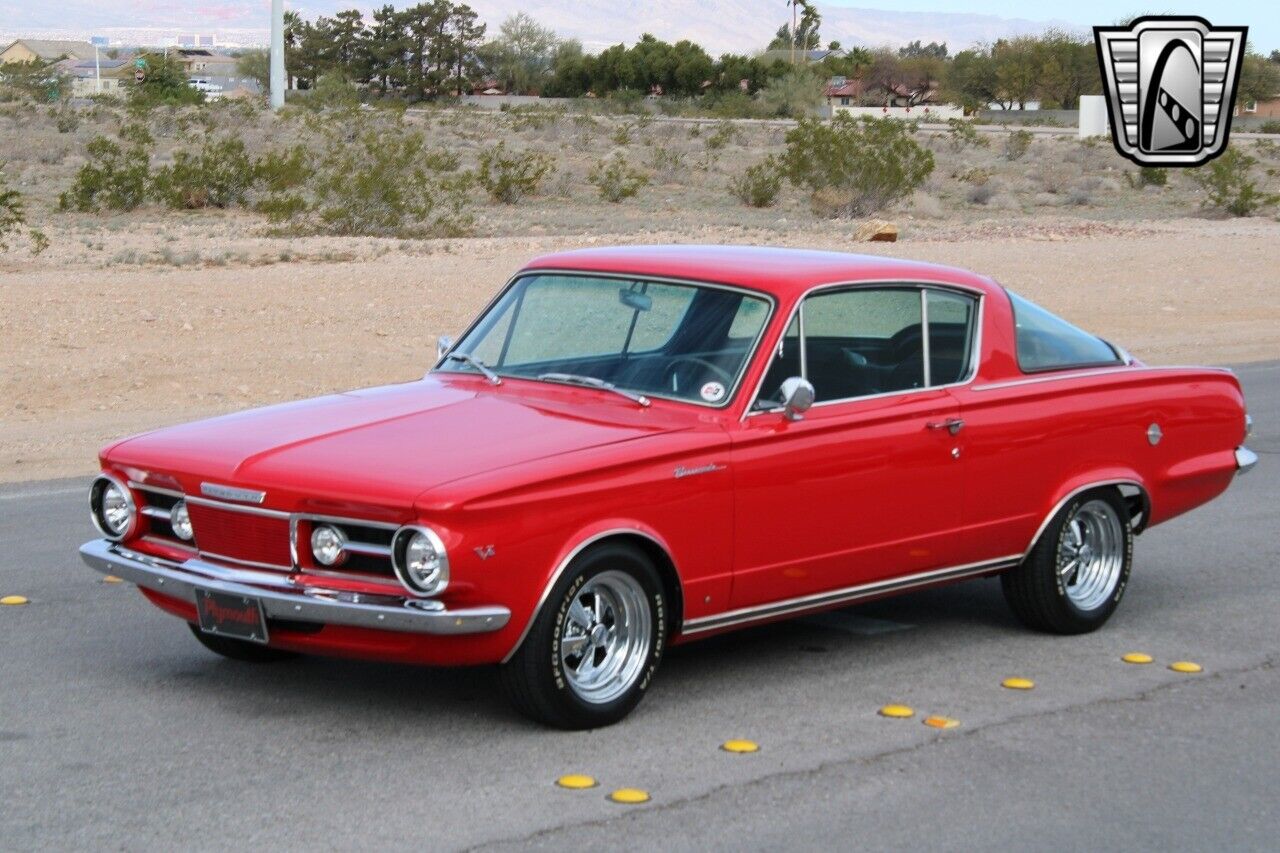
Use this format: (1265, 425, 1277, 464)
(1235, 446, 1258, 475)
(79, 539, 510, 635)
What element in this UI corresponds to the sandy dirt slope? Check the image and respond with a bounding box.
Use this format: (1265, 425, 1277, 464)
(3, 224, 1278, 483)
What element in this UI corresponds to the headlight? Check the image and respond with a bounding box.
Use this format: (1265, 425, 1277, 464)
(90, 475, 136, 540)
(170, 500, 194, 541)
(310, 524, 346, 566)
(392, 525, 450, 596)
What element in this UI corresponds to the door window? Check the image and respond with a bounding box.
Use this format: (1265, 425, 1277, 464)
(926, 290, 978, 385)
(802, 288, 924, 402)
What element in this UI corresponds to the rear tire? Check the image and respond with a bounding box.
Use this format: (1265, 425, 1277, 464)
(187, 623, 299, 663)
(500, 543, 666, 729)
(1001, 488, 1132, 634)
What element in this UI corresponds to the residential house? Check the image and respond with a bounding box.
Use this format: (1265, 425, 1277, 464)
(1, 39, 96, 65)
(759, 47, 845, 65)
(824, 77, 866, 109)
(1238, 95, 1280, 119)
(53, 56, 136, 97)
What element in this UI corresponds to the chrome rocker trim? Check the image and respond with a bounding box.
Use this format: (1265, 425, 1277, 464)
(79, 539, 510, 636)
(680, 554, 1021, 636)
(1235, 445, 1258, 475)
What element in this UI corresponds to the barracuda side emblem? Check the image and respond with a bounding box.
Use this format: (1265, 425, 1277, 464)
(1094, 16, 1247, 167)
(674, 463, 726, 479)
(200, 482, 267, 504)
(474, 545, 496, 560)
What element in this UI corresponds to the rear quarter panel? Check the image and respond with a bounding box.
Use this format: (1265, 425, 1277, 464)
(951, 367, 1247, 562)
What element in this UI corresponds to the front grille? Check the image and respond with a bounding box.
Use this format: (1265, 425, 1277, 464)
(186, 502, 292, 568)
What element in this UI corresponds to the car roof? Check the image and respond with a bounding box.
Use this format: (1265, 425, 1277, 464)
(522, 245, 999, 300)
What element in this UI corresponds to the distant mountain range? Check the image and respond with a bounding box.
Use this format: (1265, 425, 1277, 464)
(1, 1, 1074, 54)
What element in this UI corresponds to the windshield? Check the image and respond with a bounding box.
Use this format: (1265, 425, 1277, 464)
(439, 274, 773, 406)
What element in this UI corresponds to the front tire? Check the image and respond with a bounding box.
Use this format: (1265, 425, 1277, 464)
(500, 543, 666, 729)
(1001, 488, 1132, 634)
(187, 623, 299, 663)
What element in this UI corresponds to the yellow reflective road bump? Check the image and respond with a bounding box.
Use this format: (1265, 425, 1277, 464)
(608, 788, 651, 804)
(1002, 677, 1035, 690)
(102, 575, 124, 584)
(1169, 661, 1203, 674)
(721, 739, 760, 754)
(879, 704, 915, 718)
(1121, 652, 1153, 664)
(555, 774, 598, 790)
(1, 595, 28, 606)
(923, 715, 960, 729)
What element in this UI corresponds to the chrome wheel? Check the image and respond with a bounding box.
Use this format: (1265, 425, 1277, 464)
(1057, 499, 1126, 611)
(559, 570, 652, 705)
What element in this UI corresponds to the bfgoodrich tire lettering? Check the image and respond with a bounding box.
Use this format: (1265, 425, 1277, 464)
(1001, 488, 1133, 634)
(500, 543, 666, 729)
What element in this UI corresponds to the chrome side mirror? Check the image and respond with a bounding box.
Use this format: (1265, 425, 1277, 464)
(436, 335, 454, 361)
(778, 376, 815, 421)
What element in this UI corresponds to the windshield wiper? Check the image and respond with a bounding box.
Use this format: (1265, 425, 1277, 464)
(442, 352, 501, 385)
(536, 373, 651, 407)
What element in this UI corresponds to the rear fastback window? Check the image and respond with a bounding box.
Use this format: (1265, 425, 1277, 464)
(1008, 291, 1121, 372)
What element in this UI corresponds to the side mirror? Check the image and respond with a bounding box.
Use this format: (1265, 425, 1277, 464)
(778, 376, 815, 421)
(436, 335, 454, 361)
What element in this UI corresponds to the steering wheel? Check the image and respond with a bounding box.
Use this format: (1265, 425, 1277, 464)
(664, 356, 734, 392)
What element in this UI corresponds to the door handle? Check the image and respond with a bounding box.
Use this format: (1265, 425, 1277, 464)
(926, 417, 965, 436)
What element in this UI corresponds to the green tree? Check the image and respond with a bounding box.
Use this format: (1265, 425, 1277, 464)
(945, 49, 998, 112)
(756, 67, 825, 117)
(483, 12, 558, 94)
(366, 4, 409, 91)
(0, 59, 65, 101)
(1034, 29, 1097, 108)
(992, 36, 1039, 109)
(1240, 50, 1280, 107)
(235, 49, 270, 92)
(132, 56, 204, 106)
(899, 40, 948, 60)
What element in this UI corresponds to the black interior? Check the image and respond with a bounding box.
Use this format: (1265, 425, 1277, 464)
(757, 322, 973, 406)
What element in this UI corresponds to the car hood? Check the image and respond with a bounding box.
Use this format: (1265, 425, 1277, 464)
(107, 377, 688, 509)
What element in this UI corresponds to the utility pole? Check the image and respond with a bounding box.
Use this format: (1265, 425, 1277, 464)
(94, 43, 101, 94)
(270, 0, 286, 110)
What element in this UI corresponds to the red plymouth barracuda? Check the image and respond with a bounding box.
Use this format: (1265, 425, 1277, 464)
(80, 245, 1256, 728)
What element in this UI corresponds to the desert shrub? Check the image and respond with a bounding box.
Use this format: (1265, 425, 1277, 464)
(966, 183, 995, 205)
(611, 122, 635, 146)
(780, 115, 935, 218)
(150, 136, 260, 209)
(1191, 147, 1280, 216)
(946, 118, 988, 150)
(1258, 119, 1280, 134)
(1004, 129, 1033, 161)
(954, 166, 991, 185)
(0, 163, 25, 250)
(307, 75, 361, 110)
(59, 124, 154, 211)
(507, 105, 561, 131)
(647, 145, 686, 181)
(729, 158, 782, 207)
(52, 106, 80, 134)
(475, 142, 555, 203)
(262, 127, 472, 237)
(589, 153, 647, 202)
(704, 121, 741, 151)
(1126, 167, 1168, 188)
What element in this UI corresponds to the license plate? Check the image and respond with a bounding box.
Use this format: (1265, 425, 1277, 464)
(195, 588, 268, 644)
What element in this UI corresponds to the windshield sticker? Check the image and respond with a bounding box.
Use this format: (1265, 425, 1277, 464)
(700, 381, 726, 402)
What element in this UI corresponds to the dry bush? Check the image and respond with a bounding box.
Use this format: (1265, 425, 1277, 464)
(589, 153, 647, 202)
(782, 115, 934, 218)
(1192, 148, 1280, 217)
(967, 183, 995, 205)
(647, 145, 687, 182)
(729, 158, 782, 208)
(476, 141, 555, 203)
(1004, 130, 1033, 161)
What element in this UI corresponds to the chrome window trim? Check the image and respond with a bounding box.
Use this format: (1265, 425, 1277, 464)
(743, 278, 986, 420)
(968, 364, 1233, 393)
(500, 527, 678, 664)
(431, 268, 778, 412)
(128, 481, 184, 499)
(681, 553, 1021, 635)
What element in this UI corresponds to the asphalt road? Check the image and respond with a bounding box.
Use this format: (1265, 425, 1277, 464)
(2, 361, 1277, 851)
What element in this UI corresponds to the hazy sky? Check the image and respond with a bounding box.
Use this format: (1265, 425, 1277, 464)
(829, 2, 1278, 52)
